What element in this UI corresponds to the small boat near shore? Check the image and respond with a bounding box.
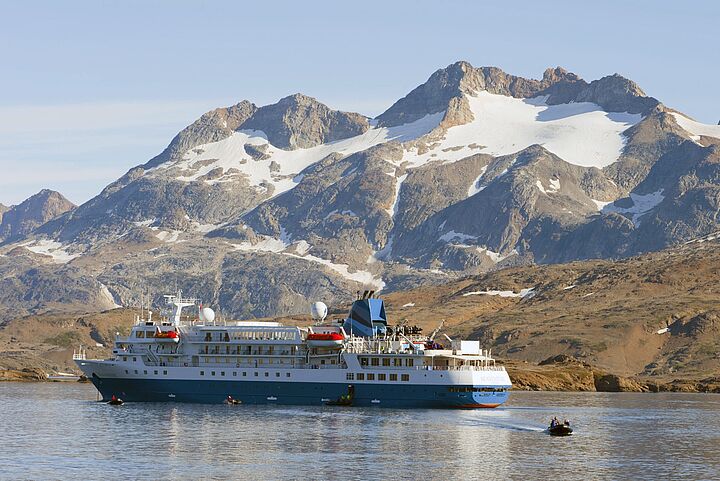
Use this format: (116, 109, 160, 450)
(547, 418, 573, 436)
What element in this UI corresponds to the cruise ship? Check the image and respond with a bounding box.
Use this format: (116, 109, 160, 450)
(75, 292, 512, 408)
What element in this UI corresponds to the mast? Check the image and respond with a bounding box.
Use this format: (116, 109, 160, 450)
(164, 290, 197, 327)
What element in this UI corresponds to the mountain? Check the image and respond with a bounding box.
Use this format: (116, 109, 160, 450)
(2, 60, 720, 320)
(0, 190, 75, 243)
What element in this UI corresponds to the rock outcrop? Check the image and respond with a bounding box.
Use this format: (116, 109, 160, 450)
(241, 93, 370, 149)
(0, 190, 75, 243)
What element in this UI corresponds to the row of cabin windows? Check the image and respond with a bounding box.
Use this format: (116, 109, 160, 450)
(346, 372, 410, 382)
(134, 330, 158, 338)
(201, 345, 295, 355)
(203, 331, 297, 342)
(448, 387, 508, 392)
(126, 369, 168, 375)
(199, 357, 305, 365)
(359, 357, 414, 367)
(199, 370, 292, 378)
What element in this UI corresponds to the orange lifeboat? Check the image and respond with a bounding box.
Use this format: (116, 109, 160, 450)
(155, 328, 180, 342)
(306, 332, 344, 348)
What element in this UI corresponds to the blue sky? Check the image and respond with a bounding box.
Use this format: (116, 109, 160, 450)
(1, 0, 717, 205)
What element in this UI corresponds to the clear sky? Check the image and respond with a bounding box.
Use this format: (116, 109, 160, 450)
(0, 0, 717, 206)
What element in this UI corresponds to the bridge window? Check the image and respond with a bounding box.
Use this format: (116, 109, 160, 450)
(393, 358, 402, 366)
(360, 357, 368, 366)
(346, 373, 354, 380)
(405, 359, 414, 367)
(371, 358, 379, 366)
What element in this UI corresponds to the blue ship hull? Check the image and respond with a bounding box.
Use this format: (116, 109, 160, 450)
(91, 376, 510, 409)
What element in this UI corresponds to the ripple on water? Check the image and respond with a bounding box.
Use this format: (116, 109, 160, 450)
(0, 384, 719, 481)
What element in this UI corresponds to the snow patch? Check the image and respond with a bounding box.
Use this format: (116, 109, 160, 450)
(231, 235, 289, 253)
(467, 166, 489, 197)
(325, 209, 358, 220)
(602, 190, 665, 226)
(284, 251, 385, 290)
(536, 178, 560, 195)
(156, 113, 441, 199)
(231, 235, 385, 290)
(386, 173, 408, 220)
(369, 236, 394, 263)
(563, 285, 576, 290)
(193, 222, 223, 233)
(439, 230, 477, 243)
(99, 283, 122, 309)
(462, 288, 535, 298)
(477, 247, 516, 263)
(402, 303, 415, 308)
(592, 199, 613, 210)
(19, 239, 80, 264)
(548, 178, 560, 192)
(133, 219, 156, 227)
(155, 230, 182, 243)
(671, 113, 720, 141)
(403, 91, 641, 168)
(294, 240, 311, 255)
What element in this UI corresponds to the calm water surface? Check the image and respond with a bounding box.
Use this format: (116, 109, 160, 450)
(1, 383, 719, 480)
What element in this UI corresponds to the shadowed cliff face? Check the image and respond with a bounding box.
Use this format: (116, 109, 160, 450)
(2, 60, 720, 321)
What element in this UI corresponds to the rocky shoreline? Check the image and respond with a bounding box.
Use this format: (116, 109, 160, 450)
(505, 356, 720, 393)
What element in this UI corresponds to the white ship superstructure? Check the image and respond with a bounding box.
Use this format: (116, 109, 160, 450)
(76, 291, 512, 408)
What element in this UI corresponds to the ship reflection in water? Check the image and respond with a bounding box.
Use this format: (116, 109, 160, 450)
(1, 384, 719, 480)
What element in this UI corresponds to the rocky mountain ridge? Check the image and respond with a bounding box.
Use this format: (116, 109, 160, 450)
(2, 60, 720, 320)
(0, 190, 75, 243)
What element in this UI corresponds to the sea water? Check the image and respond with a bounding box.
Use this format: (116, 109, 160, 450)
(1, 383, 718, 480)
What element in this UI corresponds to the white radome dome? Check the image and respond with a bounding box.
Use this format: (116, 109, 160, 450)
(311, 301, 328, 321)
(200, 307, 216, 322)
